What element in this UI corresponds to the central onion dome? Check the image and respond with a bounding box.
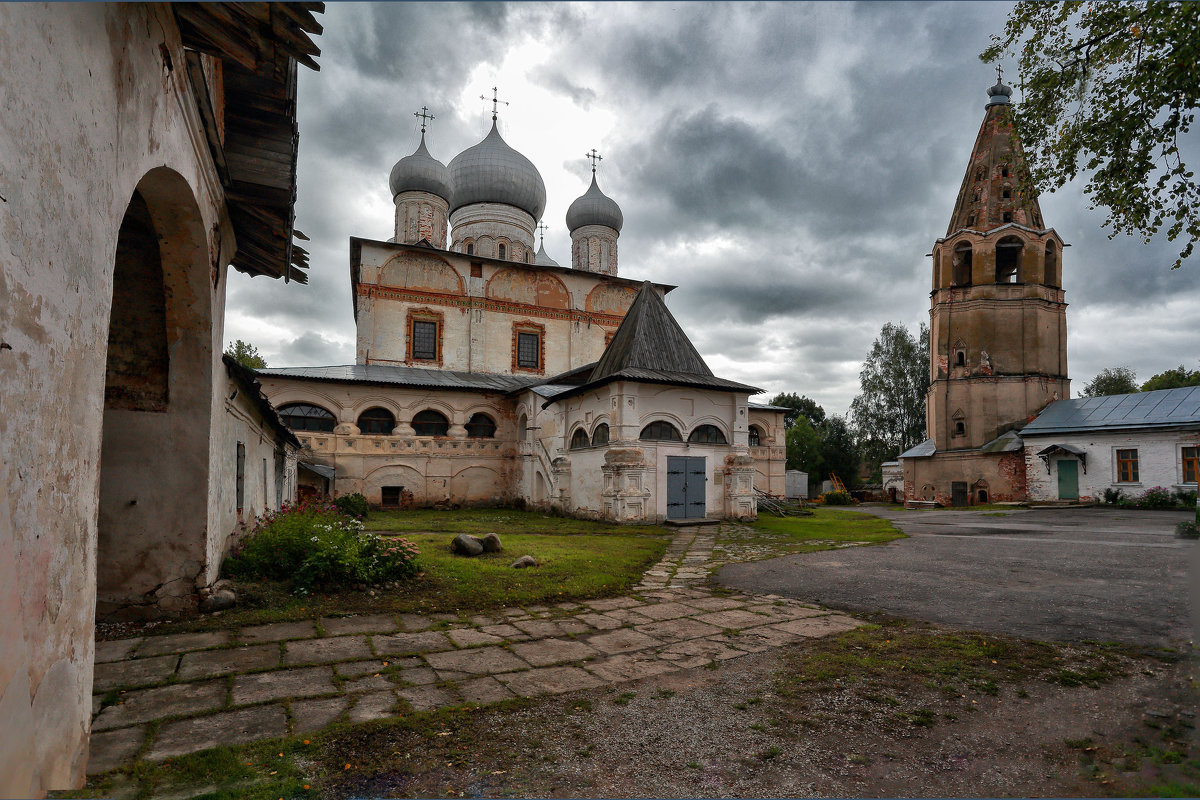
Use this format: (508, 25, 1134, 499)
(389, 132, 452, 200)
(447, 121, 547, 220)
(566, 174, 623, 232)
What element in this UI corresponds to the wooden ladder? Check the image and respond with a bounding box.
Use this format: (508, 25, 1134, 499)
(829, 473, 848, 494)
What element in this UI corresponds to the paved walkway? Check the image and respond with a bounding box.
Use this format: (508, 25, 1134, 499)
(88, 525, 861, 775)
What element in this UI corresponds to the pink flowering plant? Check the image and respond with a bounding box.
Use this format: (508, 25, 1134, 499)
(225, 496, 419, 593)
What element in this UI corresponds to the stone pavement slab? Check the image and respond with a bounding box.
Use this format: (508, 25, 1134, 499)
(662, 637, 747, 663)
(629, 602, 695, 621)
(87, 726, 146, 775)
(576, 612, 624, 630)
(512, 619, 589, 638)
(448, 628, 504, 648)
(341, 673, 394, 693)
(231, 666, 335, 706)
(238, 620, 318, 643)
(178, 644, 279, 681)
(600, 608, 656, 625)
(585, 628, 661, 655)
(683, 596, 746, 612)
(584, 597, 641, 611)
(335, 659, 390, 678)
(147, 705, 287, 761)
(510, 637, 598, 667)
(424, 646, 529, 675)
(284, 635, 371, 665)
(586, 653, 677, 682)
(373, 631, 453, 656)
(398, 667, 438, 686)
(94, 654, 179, 692)
(695, 609, 777, 630)
(398, 684, 457, 712)
(500, 666, 602, 697)
(771, 614, 862, 637)
(633, 618, 723, 643)
(396, 613, 434, 631)
(136, 631, 230, 658)
(93, 680, 226, 731)
(293, 696, 350, 734)
(348, 691, 397, 723)
(458, 676, 516, 704)
(321, 614, 399, 636)
(95, 638, 141, 664)
(479, 623, 523, 638)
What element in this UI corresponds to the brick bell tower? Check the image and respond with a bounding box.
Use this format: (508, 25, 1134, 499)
(903, 70, 1070, 505)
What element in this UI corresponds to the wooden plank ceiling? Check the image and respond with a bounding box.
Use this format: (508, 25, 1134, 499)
(174, 3, 325, 283)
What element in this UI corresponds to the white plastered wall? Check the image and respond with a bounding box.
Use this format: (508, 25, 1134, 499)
(1023, 428, 1200, 502)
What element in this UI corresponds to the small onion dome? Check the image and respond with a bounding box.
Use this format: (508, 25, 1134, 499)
(986, 78, 1013, 106)
(389, 132, 452, 200)
(565, 174, 623, 233)
(534, 241, 560, 267)
(447, 121, 547, 220)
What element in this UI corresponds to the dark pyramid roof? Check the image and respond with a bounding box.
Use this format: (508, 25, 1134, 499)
(538, 282, 759, 407)
(590, 281, 714, 381)
(945, 78, 1046, 235)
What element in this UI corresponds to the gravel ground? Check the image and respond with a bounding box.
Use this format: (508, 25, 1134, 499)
(325, 633, 1197, 798)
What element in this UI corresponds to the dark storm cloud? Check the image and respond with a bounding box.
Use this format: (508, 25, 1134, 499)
(223, 1, 1197, 415)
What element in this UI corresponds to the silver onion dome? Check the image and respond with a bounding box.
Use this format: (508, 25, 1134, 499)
(389, 132, 452, 200)
(447, 121, 547, 219)
(534, 241, 560, 267)
(566, 174, 623, 233)
(986, 78, 1013, 106)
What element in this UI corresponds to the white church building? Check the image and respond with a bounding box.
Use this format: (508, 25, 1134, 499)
(258, 110, 786, 523)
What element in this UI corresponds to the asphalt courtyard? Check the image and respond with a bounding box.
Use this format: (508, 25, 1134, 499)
(718, 505, 1198, 647)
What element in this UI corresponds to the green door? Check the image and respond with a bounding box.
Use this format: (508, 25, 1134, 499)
(1057, 459, 1079, 500)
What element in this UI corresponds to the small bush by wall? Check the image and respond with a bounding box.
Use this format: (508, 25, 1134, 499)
(225, 499, 418, 593)
(818, 490, 855, 506)
(335, 492, 369, 519)
(1118, 486, 1188, 510)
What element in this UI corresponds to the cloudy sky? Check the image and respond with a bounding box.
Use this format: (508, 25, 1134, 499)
(224, 1, 1197, 418)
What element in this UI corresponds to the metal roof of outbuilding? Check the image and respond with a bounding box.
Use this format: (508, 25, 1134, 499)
(1020, 386, 1200, 436)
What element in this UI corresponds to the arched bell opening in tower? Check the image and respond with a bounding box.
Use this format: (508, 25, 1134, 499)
(995, 235, 1024, 283)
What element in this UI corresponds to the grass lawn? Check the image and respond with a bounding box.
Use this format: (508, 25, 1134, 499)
(362, 507, 647, 535)
(102, 511, 669, 638)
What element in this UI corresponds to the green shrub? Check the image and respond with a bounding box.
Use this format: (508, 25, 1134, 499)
(1129, 486, 1177, 509)
(820, 490, 855, 506)
(1172, 488, 1197, 508)
(1102, 487, 1123, 505)
(225, 499, 418, 593)
(334, 492, 370, 519)
(1176, 520, 1199, 539)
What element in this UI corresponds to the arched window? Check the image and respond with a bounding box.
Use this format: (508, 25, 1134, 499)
(1002, 211, 1013, 223)
(953, 241, 973, 286)
(357, 406, 395, 435)
(279, 403, 336, 432)
(1001, 166, 1009, 178)
(465, 413, 496, 438)
(995, 235, 1023, 283)
(412, 409, 449, 437)
(591, 423, 609, 446)
(639, 421, 682, 442)
(569, 427, 590, 450)
(1001, 187, 1012, 199)
(466, 242, 474, 256)
(955, 350, 966, 367)
(954, 421, 966, 435)
(498, 243, 507, 260)
(748, 426, 762, 447)
(1044, 241, 1058, 287)
(687, 424, 728, 444)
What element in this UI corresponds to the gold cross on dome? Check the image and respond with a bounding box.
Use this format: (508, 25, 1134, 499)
(413, 106, 434, 133)
(480, 87, 509, 121)
(586, 148, 602, 173)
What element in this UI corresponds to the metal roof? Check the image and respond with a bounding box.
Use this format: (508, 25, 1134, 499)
(566, 174, 623, 232)
(1021, 386, 1200, 436)
(257, 364, 539, 394)
(448, 121, 546, 219)
(389, 132, 452, 200)
(298, 461, 336, 481)
(749, 402, 789, 412)
(898, 438, 936, 459)
(980, 430, 1024, 453)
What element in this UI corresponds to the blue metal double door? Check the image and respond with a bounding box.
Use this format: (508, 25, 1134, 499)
(667, 456, 706, 520)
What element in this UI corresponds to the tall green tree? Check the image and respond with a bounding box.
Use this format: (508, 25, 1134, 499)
(1080, 366, 1139, 397)
(818, 415, 860, 489)
(769, 392, 826, 429)
(784, 416, 824, 477)
(225, 339, 267, 370)
(1141, 364, 1200, 391)
(849, 322, 930, 463)
(981, 2, 1200, 269)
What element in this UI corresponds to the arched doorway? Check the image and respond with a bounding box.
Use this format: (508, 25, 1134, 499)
(97, 168, 212, 618)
